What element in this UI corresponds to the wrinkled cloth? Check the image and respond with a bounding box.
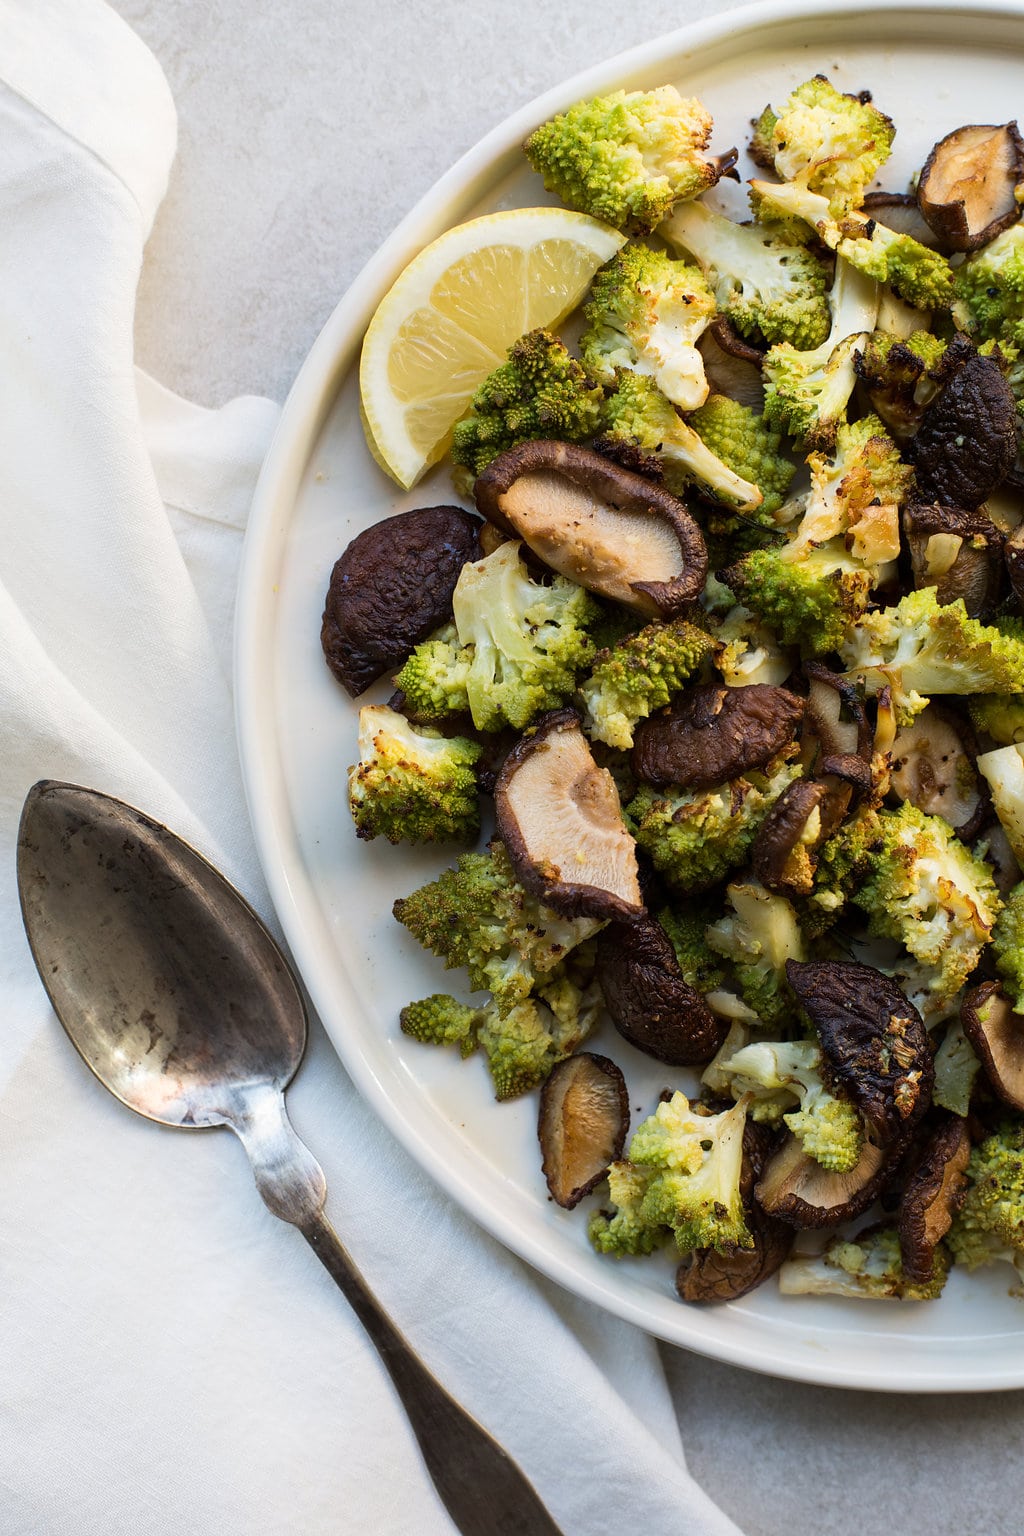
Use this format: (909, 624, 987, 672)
(0, 3, 744, 1532)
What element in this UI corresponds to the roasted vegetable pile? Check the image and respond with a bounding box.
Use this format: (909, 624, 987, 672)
(322, 74, 1024, 1306)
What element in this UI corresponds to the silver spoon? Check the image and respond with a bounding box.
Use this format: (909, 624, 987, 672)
(17, 780, 562, 1536)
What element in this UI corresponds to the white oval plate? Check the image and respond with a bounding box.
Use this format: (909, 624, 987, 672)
(236, 0, 1024, 1391)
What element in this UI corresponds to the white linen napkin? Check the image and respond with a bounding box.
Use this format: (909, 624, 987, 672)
(0, 4, 744, 1531)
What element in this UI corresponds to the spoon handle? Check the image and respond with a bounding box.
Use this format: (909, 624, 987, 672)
(300, 1208, 563, 1536)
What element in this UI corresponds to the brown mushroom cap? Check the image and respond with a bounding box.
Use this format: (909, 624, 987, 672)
(320, 505, 480, 696)
(786, 960, 933, 1143)
(961, 980, 1024, 1110)
(594, 916, 728, 1066)
(917, 122, 1024, 252)
(494, 709, 643, 921)
(897, 1115, 971, 1284)
(474, 441, 707, 615)
(889, 704, 987, 839)
(631, 684, 804, 790)
(902, 502, 1004, 616)
(907, 353, 1018, 511)
(699, 325, 765, 414)
(538, 1052, 629, 1209)
(755, 1132, 893, 1228)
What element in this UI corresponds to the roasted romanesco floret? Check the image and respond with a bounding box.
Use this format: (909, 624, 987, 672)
(705, 880, 805, 1031)
(399, 963, 601, 1100)
(393, 840, 602, 1016)
(449, 329, 605, 476)
(779, 1226, 950, 1300)
(751, 74, 895, 216)
(579, 615, 713, 749)
(347, 705, 481, 844)
(761, 255, 881, 449)
(597, 371, 764, 512)
(992, 881, 1024, 1013)
(708, 602, 795, 688)
(840, 589, 1024, 722)
(948, 1122, 1024, 1281)
(953, 223, 1024, 345)
(846, 804, 1002, 1003)
(662, 197, 831, 349)
(853, 329, 955, 439)
(625, 754, 802, 893)
(723, 413, 909, 656)
(395, 542, 599, 732)
(524, 87, 724, 232)
(580, 243, 716, 412)
(686, 395, 796, 517)
(970, 694, 1024, 746)
(711, 1037, 864, 1173)
(589, 1091, 752, 1256)
(657, 903, 730, 993)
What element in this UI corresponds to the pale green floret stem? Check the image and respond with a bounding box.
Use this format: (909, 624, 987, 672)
(978, 745, 1024, 868)
(713, 1038, 863, 1173)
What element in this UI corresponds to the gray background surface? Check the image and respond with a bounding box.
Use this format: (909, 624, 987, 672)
(113, 1, 1024, 1529)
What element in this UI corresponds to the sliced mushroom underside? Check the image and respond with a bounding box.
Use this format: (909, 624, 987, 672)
(494, 709, 643, 921)
(538, 1052, 630, 1209)
(961, 980, 1024, 1110)
(755, 1132, 893, 1228)
(474, 440, 707, 615)
(917, 121, 1024, 252)
(888, 704, 987, 839)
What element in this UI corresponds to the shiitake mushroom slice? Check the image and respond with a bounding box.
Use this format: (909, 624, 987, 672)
(538, 1052, 629, 1210)
(917, 122, 1024, 252)
(494, 709, 643, 921)
(475, 441, 708, 616)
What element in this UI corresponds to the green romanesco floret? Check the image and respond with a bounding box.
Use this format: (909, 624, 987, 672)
(396, 541, 598, 732)
(932, 1015, 982, 1117)
(347, 705, 481, 844)
(847, 804, 1002, 1003)
(393, 840, 602, 1016)
(686, 395, 796, 517)
(751, 178, 954, 312)
(598, 372, 764, 512)
(723, 413, 909, 655)
(590, 1091, 752, 1256)
(779, 1226, 950, 1300)
(625, 753, 802, 893)
(657, 903, 730, 993)
(761, 254, 881, 449)
(705, 880, 806, 1031)
(970, 694, 1024, 746)
(853, 329, 953, 438)
(953, 224, 1024, 343)
(580, 243, 716, 412)
(992, 882, 1024, 1013)
(753, 74, 895, 216)
(579, 615, 713, 749)
(840, 589, 1024, 723)
(796, 804, 886, 936)
(449, 329, 605, 476)
(712, 1038, 864, 1173)
(588, 1161, 671, 1257)
(948, 1122, 1024, 1280)
(662, 197, 831, 349)
(400, 966, 602, 1100)
(524, 87, 722, 233)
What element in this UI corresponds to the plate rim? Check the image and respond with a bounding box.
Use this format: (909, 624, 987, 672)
(235, 0, 1024, 1392)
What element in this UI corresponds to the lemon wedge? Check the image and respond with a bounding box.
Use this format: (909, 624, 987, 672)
(358, 208, 625, 489)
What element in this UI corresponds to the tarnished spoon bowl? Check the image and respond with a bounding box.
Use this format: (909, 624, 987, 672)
(17, 780, 560, 1536)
